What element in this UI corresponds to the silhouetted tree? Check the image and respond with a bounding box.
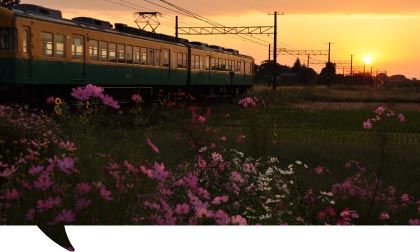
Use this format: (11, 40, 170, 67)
(318, 62, 336, 84)
(292, 58, 302, 73)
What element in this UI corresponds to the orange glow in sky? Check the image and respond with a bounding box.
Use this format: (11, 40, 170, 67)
(20, 0, 420, 78)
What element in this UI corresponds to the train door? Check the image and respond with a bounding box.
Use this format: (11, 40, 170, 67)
(162, 48, 171, 81)
(70, 34, 86, 83)
(21, 26, 32, 81)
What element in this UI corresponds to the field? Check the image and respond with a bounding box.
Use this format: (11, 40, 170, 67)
(1, 84, 420, 233)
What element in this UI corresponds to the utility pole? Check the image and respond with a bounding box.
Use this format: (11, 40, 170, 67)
(327, 42, 332, 87)
(272, 11, 278, 90)
(328, 42, 331, 63)
(350, 54, 353, 76)
(307, 54, 310, 68)
(175, 16, 178, 38)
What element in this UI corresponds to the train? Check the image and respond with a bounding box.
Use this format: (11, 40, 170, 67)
(0, 3, 254, 102)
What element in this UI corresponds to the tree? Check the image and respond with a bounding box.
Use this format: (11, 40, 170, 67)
(318, 62, 336, 85)
(292, 58, 302, 73)
(0, 0, 21, 8)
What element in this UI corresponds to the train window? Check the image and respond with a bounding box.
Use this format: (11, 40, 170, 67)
(210, 58, 215, 70)
(193, 55, 200, 69)
(99, 41, 108, 61)
(162, 49, 169, 67)
(117, 44, 125, 63)
(22, 29, 29, 54)
(221, 59, 226, 71)
(140, 47, 147, 64)
(205, 56, 210, 70)
(177, 53, 187, 68)
(126, 45, 133, 64)
(235, 61, 240, 72)
(89, 40, 99, 61)
(72, 35, 84, 59)
(133, 46, 140, 64)
(200, 56, 204, 69)
(177, 53, 182, 68)
(0, 28, 15, 51)
(54, 34, 65, 58)
(154, 49, 160, 66)
(147, 48, 154, 65)
(108, 42, 116, 62)
(228, 60, 232, 71)
(41, 32, 53, 57)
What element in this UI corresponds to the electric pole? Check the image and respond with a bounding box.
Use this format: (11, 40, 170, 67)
(271, 11, 278, 90)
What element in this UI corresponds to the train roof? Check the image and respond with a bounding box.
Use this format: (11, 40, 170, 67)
(9, 4, 253, 59)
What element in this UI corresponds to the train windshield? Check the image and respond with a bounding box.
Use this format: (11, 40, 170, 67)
(0, 28, 15, 51)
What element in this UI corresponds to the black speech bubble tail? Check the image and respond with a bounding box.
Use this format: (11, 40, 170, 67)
(37, 225, 75, 251)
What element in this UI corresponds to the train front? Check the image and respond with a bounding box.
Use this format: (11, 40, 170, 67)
(0, 6, 16, 91)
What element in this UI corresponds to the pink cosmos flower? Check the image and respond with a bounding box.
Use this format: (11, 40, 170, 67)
(198, 155, 207, 168)
(198, 146, 207, 153)
(363, 119, 373, 129)
(140, 165, 153, 179)
(231, 215, 247, 225)
(147, 138, 160, 154)
(196, 187, 211, 199)
(196, 207, 211, 218)
(33, 172, 53, 191)
(220, 136, 226, 141)
(59, 141, 77, 151)
(75, 198, 92, 211)
(5, 189, 19, 200)
(175, 204, 190, 215)
(212, 195, 229, 205)
(230, 171, 245, 183)
(375, 106, 386, 115)
(54, 209, 76, 223)
(71, 87, 90, 101)
(47, 196, 62, 207)
(198, 115, 206, 123)
(401, 194, 410, 203)
(213, 210, 230, 225)
(85, 84, 104, 97)
(408, 219, 420, 225)
(188, 192, 208, 209)
(100, 187, 113, 201)
(398, 113, 406, 122)
(152, 162, 169, 181)
(46, 96, 54, 104)
(183, 173, 199, 188)
(124, 160, 139, 174)
(100, 94, 120, 109)
(314, 166, 324, 175)
(211, 152, 223, 163)
(77, 182, 91, 194)
(57, 156, 74, 174)
(131, 94, 143, 103)
(237, 134, 246, 142)
(379, 212, 390, 220)
(244, 163, 256, 174)
(36, 199, 52, 212)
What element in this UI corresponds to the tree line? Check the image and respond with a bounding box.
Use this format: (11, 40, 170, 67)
(254, 58, 417, 88)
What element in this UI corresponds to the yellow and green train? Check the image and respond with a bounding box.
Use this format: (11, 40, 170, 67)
(0, 4, 254, 101)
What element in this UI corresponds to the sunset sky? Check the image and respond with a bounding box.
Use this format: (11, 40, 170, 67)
(21, 0, 420, 78)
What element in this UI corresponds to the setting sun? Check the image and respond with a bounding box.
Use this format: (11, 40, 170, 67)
(363, 56, 373, 65)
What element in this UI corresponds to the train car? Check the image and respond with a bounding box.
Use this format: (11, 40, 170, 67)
(0, 4, 254, 101)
